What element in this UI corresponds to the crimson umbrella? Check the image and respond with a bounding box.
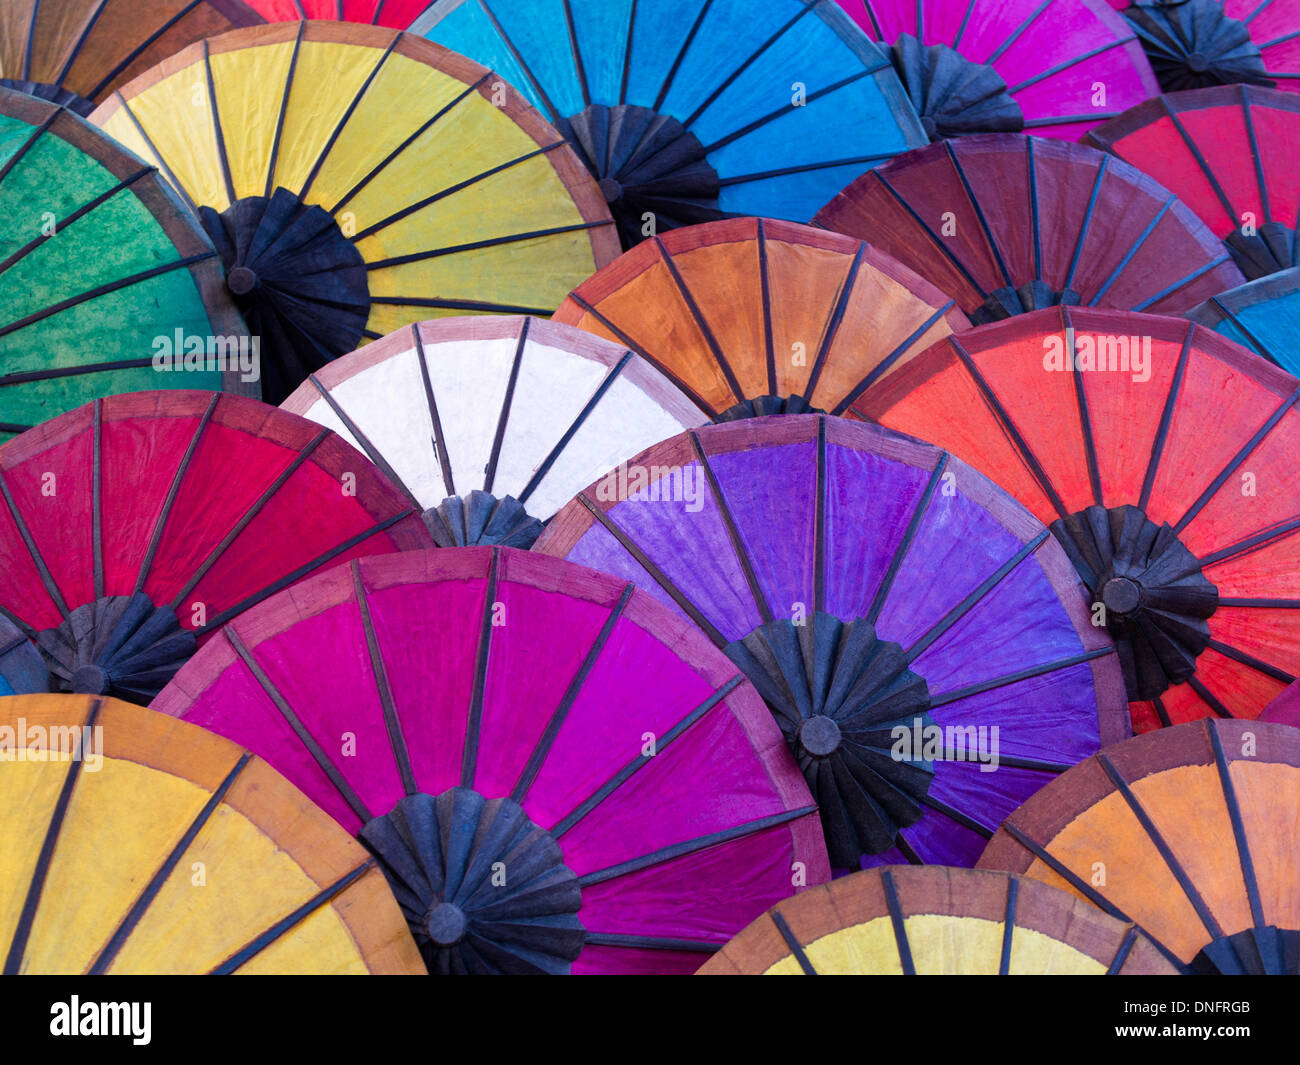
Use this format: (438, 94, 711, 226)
(1084, 85, 1300, 278)
(979, 719, 1300, 973)
(815, 134, 1244, 324)
(535, 415, 1128, 871)
(1185, 266, 1300, 376)
(0, 392, 430, 704)
(861, 307, 1300, 734)
(241, 0, 426, 26)
(833, 0, 1158, 138)
(151, 547, 829, 974)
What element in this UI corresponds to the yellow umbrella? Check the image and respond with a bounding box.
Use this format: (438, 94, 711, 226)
(90, 22, 619, 403)
(0, 694, 422, 974)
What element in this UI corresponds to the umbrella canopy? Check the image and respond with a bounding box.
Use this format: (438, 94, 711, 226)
(1117, 0, 1300, 94)
(814, 134, 1245, 325)
(410, 0, 927, 247)
(552, 217, 970, 421)
(833, 0, 1158, 139)
(243, 0, 426, 26)
(280, 316, 708, 546)
(151, 547, 829, 974)
(1084, 85, 1300, 279)
(0, 0, 261, 115)
(1261, 679, 1300, 725)
(0, 89, 250, 441)
(697, 865, 1176, 973)
(979, 718, 1300, 974)
(0, 694, 423, 974)
(535, 415, 1128, 871)
(860, 307, 1300, 734)
(89, 22, 619, 404)
(1185, 266, 1300, 377)
(0, 391, 430, 704)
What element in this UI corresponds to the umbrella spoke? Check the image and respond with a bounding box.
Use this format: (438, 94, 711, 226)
(998, 876, 1018, 974)
(929, 645, 1115, 708)
(656, 238, 744, 404)
(411, 323, 456, 497)
(483, 320, 531, 496)
(201, 41, 236, 207)
(264, 22, 306, 199)
(1206, 638, 1295, 685)
(771, 910, 818, 975)
(1207, 724, 1269, 930)
(881, 868, 916, 974)
(477, 0, 562, 121)
(806, 244, 867, 403)
(460, 548, 500, 787)
(109, 93, 199, 215)
(583, 932, 721, 953)
(0, 470, 71, 621)
(1137, 324, 1194, 513)
(354, 563, 417, 797)
(1063, 310, 1104, 506)
(1008, 35, 1136, 93)
(362, 221, 610, 269)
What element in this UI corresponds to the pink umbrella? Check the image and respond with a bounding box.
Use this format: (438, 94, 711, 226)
(152, 547, 829, 974)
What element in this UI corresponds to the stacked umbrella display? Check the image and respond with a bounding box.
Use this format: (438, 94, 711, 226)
(0, 0, 1299, 980)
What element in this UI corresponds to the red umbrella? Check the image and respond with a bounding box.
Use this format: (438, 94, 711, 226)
(0, 392, 429, 703)
(1084, 85, 1300, 278)
(241, 0, 427, 26)
(861, 308, 1300, 734)
(815, 134, 1244, 323)
(152, 547, 829, 974)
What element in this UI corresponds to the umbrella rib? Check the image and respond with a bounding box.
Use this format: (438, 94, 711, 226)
(20, 0, 40, 81)
(209, 860, 374, 975)
(372, 0, 386, 25)
(1087, 197, 1175, 306)
(975, 751, 1072, 773)
(689, 430, 774, 625)
(1219, 596, 1300, 607)
(1164, 99, 1238, 224)
(1206, 722, 1269, 930)
(906, 532, 1049, 664)
(1106, 925, 1140, 974)
(1027, 137, 1043, 281)
(983, 0, 1051, 65)
(0, 252, 216, 339)
(952, 0, 979, 50)
(411, 324, 456, 497)
(871, 172, 985, 293)
(946, 142, 1014, 289)
(575, 805, 816, 887)
(655, 238, 745, 404)
(1136, 323, 1194, 513)
(353, 562, 418, 796)
(554, 675, 743, 836)
(0, 469, 71, 619)
(1097, 751, 1226, 939)
(1062, 157, 1108, 296)
(1257, 27, 1300, 47)
(928, 645, 1115, 708)
(814, 417, 827, 616)
(758, 219, 776, 395)
(328, 73, 492, 214)
(87, 751, 252, 975)
(264, 21, 306, 199)
(1130, 255, 1236, 312)
(1207, 299, 1275, 361)
(461, 548, 501, 788)
(305, 374, 420, 509)
(805, 243, 867, 402)
(1207, 638, 1295, 684)
(0, 107, 57, 189)
(561, 0, 591, 109)
(1023, 112, 1119, 128)
(133, 394, 218, 595)
(369, 295, 555, 315)
(484, 318, 530, 496)
(201, 41, 237, 208)
(363, 221, 611, 269)
(195, 510, 415, 635)
(1198, 514, 1300, 567)
(1186, 676, 1235, 719)
(866, 454, 948, 624)
(1152, 695, 1172, 728)
(1174, 385, 1300, 534)
(518, 351, 633, 506)
(1243, 0, 1278, 25)
(86, 0, 206, 101)
(226, 627, 373, 822)
(575, 494, 727, 645)
(91, 400, 103, 599)
(476, 0, 562, 121)
(0, 168, 151, 278)
(0, 606, 37, 641)
(169, 430, 328, 608)
(298, 33, 400, 204)
(915, 792, 994, 838)
(53, 0, 110, 85)
(895, 831, 924, 864)
(1062, 310, 1104, 506)
(716, 152, 902, 188)
(1240, 85, 1273, 223)
(562, 292, 715, 414)
(998, 876, 1018, 975)
(881, 869, 915, 975)
(618, 0, 638, 105)
(950, 337, 1069, 520)
(831, 303, 955, 416)
(861, 0, 886, 39)
(1007, 37, 1135, 94)
(583, 932, 722, 953)
(109, 93, 199, 216)
(771, 910, 818, 975)
(4, 698, 102, 975)
(653, 0, 716, 113)
(510, 584, 634, 804)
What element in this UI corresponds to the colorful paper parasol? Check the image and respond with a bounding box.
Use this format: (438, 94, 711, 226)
(89, 22, 618, 404)
(1084, 85, 1300, 279)
(861, 307, 1300, 734)
(280, 316, 708, 546)
(1185, 267, 1300, 377)
(0, 89, 250, 441)
(814, 134, 1245, 325)
(833, 0, 1158, 139)
(553, 217, 970, 421)
(0, 0, 261, 115)
(979, 718, 1300, 974)
(0, 694, 423, 974)
(0, 391, 430, 704)
(535, 415, 1128, 871)
(410, 0, 927, 247)
(151, 547, 829, 974)
(697, 865, 1177, 973)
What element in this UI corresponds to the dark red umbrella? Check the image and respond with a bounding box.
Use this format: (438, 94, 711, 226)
(814, 134, 1245, 323)
(1084, 85, 1300, 278)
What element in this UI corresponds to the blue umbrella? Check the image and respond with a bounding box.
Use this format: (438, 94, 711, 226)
(1185, 267, 1300, 379)
(411, 0, 927, 247)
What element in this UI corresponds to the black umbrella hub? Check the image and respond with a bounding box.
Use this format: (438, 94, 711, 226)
(888, 35, 1024, 141)
(360, 789, 585, 975)
(714, 394, 826, 423)
(555, 104, 724, 250)
(425, 491, 545, 549)
(1192, 926, 1300, 974)
(1122, 0, 1275, 93)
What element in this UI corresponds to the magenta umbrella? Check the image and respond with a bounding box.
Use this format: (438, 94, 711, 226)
(152, 547, 828, 975)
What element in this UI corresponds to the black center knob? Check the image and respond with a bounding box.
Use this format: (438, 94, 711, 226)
(921, 115, 939, 139)
(227, 266, 258, 295)
(1187, 52, 1210, 73)
(799, 715, 843, 757)
(597, 177, 623, 204)
(425, 902, 467, 946)
(71, 664, 109, 695)
(1102, 576, 1141, 616)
